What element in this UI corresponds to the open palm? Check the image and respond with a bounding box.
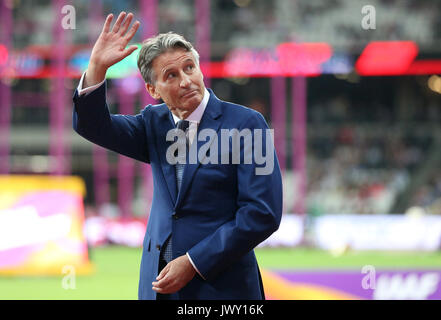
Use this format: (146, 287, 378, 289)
(90, 12, 140, 69)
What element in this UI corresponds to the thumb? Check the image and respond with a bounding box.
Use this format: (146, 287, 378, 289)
(123, 45, 138, 58)
(156, 264, 169, 281)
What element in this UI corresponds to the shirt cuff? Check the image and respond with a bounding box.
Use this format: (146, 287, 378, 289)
(186, 252, 206, 280)
(77, 71, 105, 96)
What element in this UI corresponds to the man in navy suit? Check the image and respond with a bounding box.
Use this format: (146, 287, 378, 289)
(73, 12, 283, 300)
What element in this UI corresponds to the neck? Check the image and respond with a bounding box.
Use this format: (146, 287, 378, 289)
(171, 108, 193, 120)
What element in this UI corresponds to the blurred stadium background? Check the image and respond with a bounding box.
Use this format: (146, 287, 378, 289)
(1, 0, 441, 300)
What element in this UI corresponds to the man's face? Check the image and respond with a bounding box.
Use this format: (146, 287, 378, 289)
(146, 48, 205, 118)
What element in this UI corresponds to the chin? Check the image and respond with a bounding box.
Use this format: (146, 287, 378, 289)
(184, 95, 202, 108)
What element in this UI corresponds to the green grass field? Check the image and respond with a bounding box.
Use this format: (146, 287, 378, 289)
(1, 246, 441, 299)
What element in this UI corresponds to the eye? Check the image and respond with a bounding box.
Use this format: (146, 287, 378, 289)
(186, 64, 194, 72)
(167, 73, 176, 80)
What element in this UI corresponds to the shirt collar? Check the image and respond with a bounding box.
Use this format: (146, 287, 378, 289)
(171, 88, 209, 125)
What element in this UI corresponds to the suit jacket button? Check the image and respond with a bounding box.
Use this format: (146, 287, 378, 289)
(173, 214, 179, 220)
(156, 245, 161, 251)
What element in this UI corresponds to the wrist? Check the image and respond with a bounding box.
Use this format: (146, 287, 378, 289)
(84, 62, 107, 87)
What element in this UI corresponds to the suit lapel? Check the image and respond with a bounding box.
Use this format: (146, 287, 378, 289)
(175, 90, 222, 209)
(156, 106, 178, 206)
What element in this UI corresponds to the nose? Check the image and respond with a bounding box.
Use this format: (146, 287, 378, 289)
(180, 72, 191, 88)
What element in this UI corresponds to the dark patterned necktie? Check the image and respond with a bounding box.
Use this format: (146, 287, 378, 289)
(175, 120, 190, 191)
(162, 119, 189, 263)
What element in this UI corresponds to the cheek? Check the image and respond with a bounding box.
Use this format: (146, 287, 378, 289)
(191, 76, 204, 90)
(159, 86, 174, 101)
(195, 71, 204, 83)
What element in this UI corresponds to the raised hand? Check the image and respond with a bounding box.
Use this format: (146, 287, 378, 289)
(85, 12, 140, 87)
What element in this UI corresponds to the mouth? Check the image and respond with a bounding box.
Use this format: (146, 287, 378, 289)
(181, 90, 198, 98)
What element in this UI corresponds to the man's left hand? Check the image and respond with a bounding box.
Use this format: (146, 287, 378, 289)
(152, 255, 196, 294)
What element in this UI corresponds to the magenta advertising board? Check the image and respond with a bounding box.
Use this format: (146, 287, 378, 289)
(262, 270, 441, 300)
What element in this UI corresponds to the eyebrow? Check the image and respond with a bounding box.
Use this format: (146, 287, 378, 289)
(162, 58, 195, 76)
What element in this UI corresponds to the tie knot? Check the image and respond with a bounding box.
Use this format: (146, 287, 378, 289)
(177, 120, 190, 132)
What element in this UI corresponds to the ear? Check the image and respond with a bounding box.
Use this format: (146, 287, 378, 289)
(146, 83, 161, 100)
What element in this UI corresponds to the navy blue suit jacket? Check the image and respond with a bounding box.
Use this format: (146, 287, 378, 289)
(73, 83, 283, 300)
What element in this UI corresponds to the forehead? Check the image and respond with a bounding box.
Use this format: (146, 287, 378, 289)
(152, 48, 195, 72)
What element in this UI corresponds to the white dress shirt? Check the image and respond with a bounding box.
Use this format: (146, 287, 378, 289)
(170, 88, 209, 147)
(77, 71, 208, 279)
(77, 71, 105, 96)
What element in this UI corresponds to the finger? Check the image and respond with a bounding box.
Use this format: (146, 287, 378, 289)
(156, 265, 168, 281)
(124, 20, 140, 42)
(152, 285, 170, 294)
(156, 264, 169, 281)
(154, 274, 173, 289)
(153, 278, 175, 293)
(122, 45, 138, 59)
(119, 12, 133, 35)
(102, 14, 113, 34)
(152, 280, 170, 291)
(152, 286, 163, 293)
(111, 11, 126, 33)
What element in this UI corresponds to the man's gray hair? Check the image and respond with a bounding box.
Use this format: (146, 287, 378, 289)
(137, 32, 200, 84)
